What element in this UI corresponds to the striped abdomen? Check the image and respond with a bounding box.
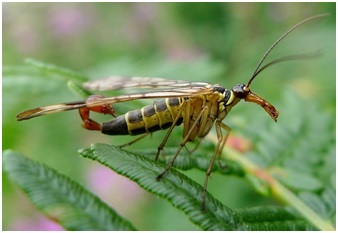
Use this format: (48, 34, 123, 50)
(102, 98, 183, 136)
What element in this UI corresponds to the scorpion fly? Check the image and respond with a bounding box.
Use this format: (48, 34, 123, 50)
(17, 14, 327, 211)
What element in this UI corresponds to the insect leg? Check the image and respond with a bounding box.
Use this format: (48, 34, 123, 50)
(155, 100, 188, 160)
(185, 137, 203, 153)
(201, 121, 230, 211)
(118, 133, 149, 148)
(217, 123, 231, 170)
(156, 105, 209, 180)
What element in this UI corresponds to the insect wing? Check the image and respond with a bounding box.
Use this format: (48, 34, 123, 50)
(82, 86, 214, 107)
(17, 84, 214, 121)
(17, 100, 88, 121)
(83, 76, 210, 91)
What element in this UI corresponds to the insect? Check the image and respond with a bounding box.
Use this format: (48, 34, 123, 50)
(17, 14, 326, 211)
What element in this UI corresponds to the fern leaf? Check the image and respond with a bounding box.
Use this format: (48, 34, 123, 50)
(2, 150, 136, 231)
(79, 143, 316, 230)
(25, 58, 88, 82)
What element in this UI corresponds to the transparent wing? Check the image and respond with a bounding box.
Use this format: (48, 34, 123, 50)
(17, 81, 214, 121)
(83, 76, 210, 91)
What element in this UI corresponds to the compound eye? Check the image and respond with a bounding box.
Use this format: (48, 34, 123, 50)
(232, 84, 248, 98)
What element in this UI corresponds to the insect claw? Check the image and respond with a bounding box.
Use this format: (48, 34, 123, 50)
(86, 95, 116, 117)
(109, 110, 117, 118)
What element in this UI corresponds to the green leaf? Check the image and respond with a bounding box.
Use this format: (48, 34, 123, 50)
(235, 206, 316, 230)
(139, 146, 244, 176)
(245, 173, 271, 196)
(25, 58, 88, 82)
(276, 169, 323, 191)
(2, 150, 136, 231)
(298, 191, 333, 220)
(79, 143, 239, 230)
(79, 143, 315, 230)
(67, 80, 93, 98)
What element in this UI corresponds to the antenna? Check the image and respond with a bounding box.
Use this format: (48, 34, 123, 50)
(245, 14, 328, 90)
(252, 50, 322, 78)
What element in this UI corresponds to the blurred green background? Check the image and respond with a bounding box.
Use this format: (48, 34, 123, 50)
(3, 2, 335, 230)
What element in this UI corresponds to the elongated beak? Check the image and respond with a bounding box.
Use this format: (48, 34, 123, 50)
(244, 91, 279, 122)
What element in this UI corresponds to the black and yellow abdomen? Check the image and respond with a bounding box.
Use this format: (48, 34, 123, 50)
(102, 98, 183, 135)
